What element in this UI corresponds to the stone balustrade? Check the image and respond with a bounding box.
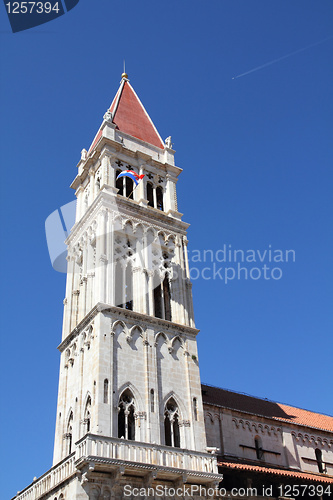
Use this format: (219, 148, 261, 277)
(14, 453, 75, 500)
(14, 435, 218, 499)
(76, 433, 218, 474)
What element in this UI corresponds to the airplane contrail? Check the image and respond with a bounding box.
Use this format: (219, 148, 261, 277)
(232, 35, 333, 79)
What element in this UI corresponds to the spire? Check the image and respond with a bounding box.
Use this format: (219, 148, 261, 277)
(88, 74, 164, 153)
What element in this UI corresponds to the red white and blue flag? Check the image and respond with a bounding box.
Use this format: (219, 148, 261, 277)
(116, 170, 145, 186)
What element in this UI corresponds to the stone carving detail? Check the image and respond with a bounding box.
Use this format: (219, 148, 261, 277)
(291, 431, 332, 447)
(232, 417, 281, 436)
(103, 110, 113, 123)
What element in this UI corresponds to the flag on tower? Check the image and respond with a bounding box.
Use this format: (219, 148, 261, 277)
(116, 170, 145, 186)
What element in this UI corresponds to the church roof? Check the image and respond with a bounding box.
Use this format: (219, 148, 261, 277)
(218, 461, 333, 483)
(88, 75, 164, 153)
(201, 384, 333, 434)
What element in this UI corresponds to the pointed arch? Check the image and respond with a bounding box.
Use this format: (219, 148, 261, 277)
(171, 335, 185, 349)
(118, 381, 144, 412)
(155, 331, 169, 348)
(111, 320, 127, 336)
(124, 219, 134, 235)
(164, 397, 180, 448)
(157, 231, 166, 245)
(118, 388, 136, 440)
(162, 391, 186, 419)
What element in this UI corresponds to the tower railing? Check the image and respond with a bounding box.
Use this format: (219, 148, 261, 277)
(13, 453, 75, 500)
(76, 433, 219, 474)
(14, 434, 219, 499)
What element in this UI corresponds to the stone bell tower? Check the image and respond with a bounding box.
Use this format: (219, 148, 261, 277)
(14, 74, 221, 500)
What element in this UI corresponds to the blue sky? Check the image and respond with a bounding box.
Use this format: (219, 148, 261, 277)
(1, 1, 332, 497)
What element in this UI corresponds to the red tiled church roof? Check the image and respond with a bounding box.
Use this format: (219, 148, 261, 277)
(218, 461, 333, 484)
(202, 384, 333, 433)
(88, 76, 164, 153)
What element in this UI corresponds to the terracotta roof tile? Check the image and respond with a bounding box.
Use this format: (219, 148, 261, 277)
(202, 384, 333, 433)
(218, 461, 333, 484)
(111, 81, 164, 149)
(88, 78, 164, 154)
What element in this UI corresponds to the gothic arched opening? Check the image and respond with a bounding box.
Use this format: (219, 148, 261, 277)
(164, 398, 180, 448)
(118, 389, 136, 441)
(84, 397, 91, 433)
(66, 412, 73, 455)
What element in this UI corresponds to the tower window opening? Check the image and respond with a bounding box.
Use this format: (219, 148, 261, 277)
(150, 389, 155, 413)
(254, 436, 264, 460)
(125, 263, 133, 310)
(104, 379, 109, 404)
(163, 275, 171, 321)
(85, 396, 91, 433)
(315, 448, 325, 473)
(147, 182, 154, 207)
(116, 170, 123, 196)
(115, 261, 124, 308)
(66, 412, 73, 455)
(118, 389, 136, 441)
(125, 176, 134, 199)
(154, 284, 163, 319)
(156, 186, 164, 211)
(164, 398, 180, 448)
(193, 397, 198, 421)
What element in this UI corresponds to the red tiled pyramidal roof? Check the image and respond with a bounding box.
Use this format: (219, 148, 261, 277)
(88, 76, 164, 153)
(110, 78, 164, 148)
(201, 384, 333, 433)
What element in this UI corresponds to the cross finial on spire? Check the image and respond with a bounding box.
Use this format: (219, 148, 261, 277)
(122, 60, 128, 80)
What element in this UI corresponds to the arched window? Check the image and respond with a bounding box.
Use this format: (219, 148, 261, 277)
(150, 389, 155, 413)
(163, 275, 171, 321)
(147, 182, 154, 207)
(164, 398, 180, 448)
(193, 397, 198, 421)
(125, 263, 133, 310)
(254, 436, 263, 460)
(118, 389, 136, 441)
(315, 448, 324, 473)
(66, 412, 73, 455)
(104, 379, 109, 404)
(84, 397, 91, 433)
(116, 170, 123, 196)
(156, 186, 164, 211)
